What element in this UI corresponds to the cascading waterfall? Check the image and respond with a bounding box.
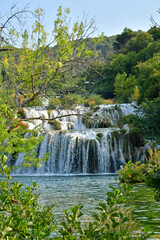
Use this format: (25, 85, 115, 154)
(12, 103, 145, 175)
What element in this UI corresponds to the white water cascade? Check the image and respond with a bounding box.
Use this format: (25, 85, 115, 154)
(12, 103, 146, 175)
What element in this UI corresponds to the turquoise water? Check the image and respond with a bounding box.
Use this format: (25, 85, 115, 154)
(1, 175, 160, 237)
(9, 174, 118, 216)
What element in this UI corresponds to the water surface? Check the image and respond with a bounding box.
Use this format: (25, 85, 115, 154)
(1, 175, 160, 238)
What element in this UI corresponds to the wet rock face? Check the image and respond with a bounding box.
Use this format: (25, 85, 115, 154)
(11, 103, 145, 175)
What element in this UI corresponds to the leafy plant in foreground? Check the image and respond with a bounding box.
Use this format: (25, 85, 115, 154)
(118, 161, 146, 183)
(56, 184, 152, 240)
(145, 149, 160, 201)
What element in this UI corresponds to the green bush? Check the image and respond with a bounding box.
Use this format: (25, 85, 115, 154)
(0, 178, 55, 239)
(118, 161, 146, 183)
(61, 94, 85, 108)
(118, 149, 160, 202)
(84, 94, 105, 106)
(145, 149, 160, 201)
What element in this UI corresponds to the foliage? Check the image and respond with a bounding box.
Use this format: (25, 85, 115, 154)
(85, 35, 116, 60)
(49, 97, 61, 109)
(61, 93, 85, 108)
(118, 97, 160, 142)
(118, 161, 146, 183)
(0, 103, 51, 238)
(148, 26, 160, 40)
(0, 171, 152, 239)
(104, 99, 114, 104)
(0, 104, 46, 169)
(145, 149, 160, 201)
(23, 95, 43, 107)
(84, 94, 105, 106)
(0, 5, 159, 239)
(83, 22, 160, 107)
(56, 183, 152, 240)
(48, 119, 62, 130)
(131, 86, 140, 102)
(126, 32, 154, 53)
(1, 6, 96, 109)
(135, 52, 160, 101)
(114, 72, 136, 103)
(113, 28, 137, 51)
(118, 148, 160, 202)
(0, 171, 54, 239)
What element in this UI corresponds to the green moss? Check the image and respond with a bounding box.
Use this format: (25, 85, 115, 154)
(48, 120, 62, 130)
(119, 127, 127, 135)
(98, 119, 112, 128)
(109, 108, 112, 114)
(47, 109, 51, 118)
(85, 139, 89, 148)
(112, 130, 119, 141)
(96, 133, 103, 143)
(82, 111, 94, 128)
(82, 112, 93, 125)
(93, 105, 100, 112)
(114, 105, 122, 114)
(67, 123, 73, 130)
(128, 130, 144, 147)
(88, 139, 98, 173)
(97, 133, 103, 138)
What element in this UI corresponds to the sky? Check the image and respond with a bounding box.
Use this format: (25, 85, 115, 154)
(0, 0, 160, 37)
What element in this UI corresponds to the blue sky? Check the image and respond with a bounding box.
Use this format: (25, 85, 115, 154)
(1, 0, 160, 36)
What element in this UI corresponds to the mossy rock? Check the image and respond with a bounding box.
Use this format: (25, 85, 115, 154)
(47, 109, 51, 118)
(82, 112, 94, 127)
(119, 127, 127, 135)
(48, 120, 62, 130)
(93, 105, 100, 112)
(114, 105, 122, 114)
(98, 118, 112, 128)
(67, 123, 74, 130)
(88, 139, 98, 173)
(97, 133, 103, 138)
(96, 133, 103, 143)
(128, 130, 144, 147)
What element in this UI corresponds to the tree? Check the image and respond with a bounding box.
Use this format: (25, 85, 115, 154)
(126, 32, 154, 53)
(113, 28, 136, 51)
(1, 6, 96, 109)
(135, 52, 160, 101)
(0, 4, 36, 51)
(148, 26, 160, 40)
(114, 72, 136, 103)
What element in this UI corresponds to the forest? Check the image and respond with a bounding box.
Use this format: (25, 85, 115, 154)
(0, 4, 160, 239)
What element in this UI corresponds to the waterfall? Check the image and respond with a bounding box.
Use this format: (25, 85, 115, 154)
(11, 103, 145, 175)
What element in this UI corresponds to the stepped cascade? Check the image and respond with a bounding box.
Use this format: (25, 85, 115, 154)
(12, 103, 145, 175)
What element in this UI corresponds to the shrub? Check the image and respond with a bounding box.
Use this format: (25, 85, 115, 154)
(61, 94, 84, 107)
(84, 99, 96, 107)
(84, 94, 105, 106)
(145, 149, 160, 201)
(104, 99, 114, 104)
(52, 184, 152, 239)
(0, 157, 55, 239)
(118, 148, 160, 202)
(0, 168, 152, 240)
(118, 160, 146, 183)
